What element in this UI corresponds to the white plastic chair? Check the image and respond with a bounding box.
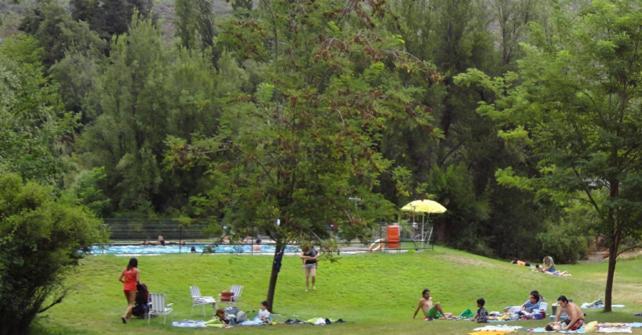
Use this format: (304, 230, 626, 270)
(190, 285, 216, 318)
(147, 293, 173, 324)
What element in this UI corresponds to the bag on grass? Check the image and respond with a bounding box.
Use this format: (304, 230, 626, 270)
(132, 282, 150, 317)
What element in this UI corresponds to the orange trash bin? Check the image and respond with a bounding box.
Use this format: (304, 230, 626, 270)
(387, 225, 400, 249)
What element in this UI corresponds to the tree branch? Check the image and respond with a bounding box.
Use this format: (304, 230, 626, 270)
(571, 166, 603, 217)
(38, 291, 67, 314)
(616, 244, 642, 257)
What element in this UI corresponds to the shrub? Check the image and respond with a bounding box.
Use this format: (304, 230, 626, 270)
(0, 174, 105, 335)
(537, 221, 588, 264)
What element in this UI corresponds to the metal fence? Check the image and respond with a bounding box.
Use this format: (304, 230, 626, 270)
(99, 218, 434, 253)
(104, 218, 214, 241)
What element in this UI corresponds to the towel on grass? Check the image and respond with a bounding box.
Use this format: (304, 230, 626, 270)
(528, 327, 585, 333)
(474, 324, 522, 332)
(580, 300, 625, 309)
(171, 320, 207, 328)
(597, 326, 631, 333)
(283, 318, 344, 325)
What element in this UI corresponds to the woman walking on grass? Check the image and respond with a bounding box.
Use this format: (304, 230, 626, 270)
(118, 257, 139, 324)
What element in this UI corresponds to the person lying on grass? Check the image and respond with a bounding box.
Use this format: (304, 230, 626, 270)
(413, 288, 447, 320)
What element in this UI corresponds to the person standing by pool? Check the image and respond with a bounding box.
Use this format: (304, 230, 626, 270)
(253, 239, 262, 253)
(300, 245, 318, 291)
(118, 257, 139, 323)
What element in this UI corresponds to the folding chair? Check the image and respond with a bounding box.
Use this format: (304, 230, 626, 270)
(147, 293, 173, 324)
(189, 285, 216, 318)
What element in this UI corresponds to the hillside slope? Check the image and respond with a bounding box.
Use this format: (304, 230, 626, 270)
(34, 247, 642, 334)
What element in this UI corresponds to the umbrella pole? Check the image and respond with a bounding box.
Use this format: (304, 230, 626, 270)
(421, 214, 425, 248)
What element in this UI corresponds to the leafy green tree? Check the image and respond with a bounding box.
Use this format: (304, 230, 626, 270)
(70, 0, 152, 40)
(61, 167, 111, 216)
(0, 34, 74, 184)
(491, 0, 541, 67)
(457, 0, 642, 311)
(19, 0, 104, 66)
(167, 0, 438, 310)
(0, 173, 104, 335)
(78, 17, 224, 214)
(227, 0, 253, 12)
(175, 0, 215, 50)
(49, 49, 101, 120)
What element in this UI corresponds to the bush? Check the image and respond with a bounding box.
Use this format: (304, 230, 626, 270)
(537, 221, 588, 264)
(0, 174, 105, 335)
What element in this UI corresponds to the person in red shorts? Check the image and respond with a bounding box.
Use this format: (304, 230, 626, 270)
(118, 257, 140, 324)
(555, 295, 585, 331)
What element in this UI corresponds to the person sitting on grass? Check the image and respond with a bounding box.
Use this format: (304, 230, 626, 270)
(258, 301, 271, 323)
(538, 256, 570, 276)
(413, 288, 446, 320)
(473, 298, 489, 323)
(555, 295, 584, 331)
(519, 290, 546, 320)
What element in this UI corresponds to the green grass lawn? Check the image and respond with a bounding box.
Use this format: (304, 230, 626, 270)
(32, 247, 642, 334)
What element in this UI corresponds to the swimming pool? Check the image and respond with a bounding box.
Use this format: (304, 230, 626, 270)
(88, 244, 301, 255)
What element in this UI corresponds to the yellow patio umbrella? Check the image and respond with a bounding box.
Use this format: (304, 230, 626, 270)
(401, 199, 447, 214)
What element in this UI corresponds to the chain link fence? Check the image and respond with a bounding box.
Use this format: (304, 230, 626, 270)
(97, 218, 434, 254)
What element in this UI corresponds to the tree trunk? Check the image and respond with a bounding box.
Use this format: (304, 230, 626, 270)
(265, 240, 285, 312)
(0, 316, 30, 335)
(604, 239, 617, 312)
(604, 179, 620, 313)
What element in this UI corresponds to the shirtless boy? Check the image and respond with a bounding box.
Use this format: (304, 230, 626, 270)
(413, 288, 446, 320)
(555, 295, 585, 331)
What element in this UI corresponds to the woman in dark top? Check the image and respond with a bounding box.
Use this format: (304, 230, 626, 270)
(300, 245, 318, 291)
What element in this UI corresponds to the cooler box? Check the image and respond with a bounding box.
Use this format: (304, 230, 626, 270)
(387, 225, 400, 249)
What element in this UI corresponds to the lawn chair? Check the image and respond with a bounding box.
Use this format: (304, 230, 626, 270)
(189, 285, 216, 318)
(147, 293, 173, 325)
(220, 285, 243, 306)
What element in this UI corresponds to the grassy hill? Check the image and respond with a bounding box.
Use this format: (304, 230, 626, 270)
(33, 247, 642, 334)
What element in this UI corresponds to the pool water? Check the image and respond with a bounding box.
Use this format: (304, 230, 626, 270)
(89, 244, 300, 255)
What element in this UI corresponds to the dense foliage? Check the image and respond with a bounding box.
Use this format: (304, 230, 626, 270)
(1, 0, 640, 316)
(0, 173, 104, 335)
(457, 0, 642, 310)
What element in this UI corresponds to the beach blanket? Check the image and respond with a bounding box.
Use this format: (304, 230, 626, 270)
(593, 323, 642, 333)
(283, 318, 345, 325)
(581, 300, 625, 309)
(597, 326, 631, 333)
(528, 327, 585, 333)
(474, 325, 522, 332)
